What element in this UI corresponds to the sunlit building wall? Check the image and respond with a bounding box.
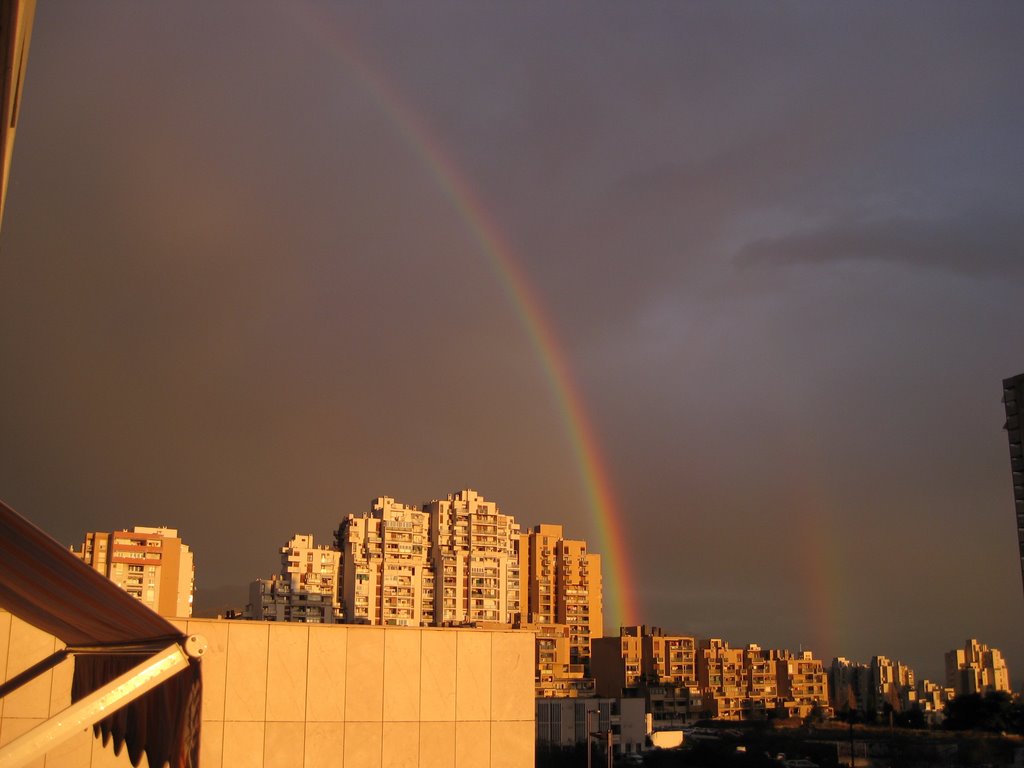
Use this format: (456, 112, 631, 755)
(336, 497, 434, 626)
(742, 644, 779, 718)
(645, 629, 698, 687)
(592, 627, 703, 723)
(772, 649, 832, 719)
(698, 638, 746, 720)
(249, 533, 341, 623)
(75, 525, 194, 618)
(331, 489, 606, 697)
(591, 625, 646, 696)
(944, 638, 1011, 695)
(524, 523, 603, 668)
(426, 489, 522, 625)
(914, 678, 954, 724)
(0, 610, 536, 767)
(870, 655, 915, 715)
(520, 620, 594, 697)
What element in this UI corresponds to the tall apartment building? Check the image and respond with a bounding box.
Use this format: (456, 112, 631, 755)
(944, 638, 1011, 695)
(331, 489, 604, 697)
(426, 489, 522, 625)
(337, 489, 605, 631)
(1003, 372, 1024, 599)
(75, 525, 194, 618)
(248, 533, 341, 623)
(522, 523, 603, 667)
(335, 497, 434, 626)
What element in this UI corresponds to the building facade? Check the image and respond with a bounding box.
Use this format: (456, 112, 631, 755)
(698, 638, 746, 719)
(0, 609, 536, 768)
(772, 649, 832, 719)
(594, 627, 830, 722)
(1003, 372, 1024, 599)
(248, 533, 341, 623)
(330, 489, 604, 697)
(521, 621, 595, 698)
(535, 697, 648, 758)
(522, 523, 603, 669)
(426, 489, 522, 625)
(944, 638, 1011, 695)
(336, 497, 434, 626)
(74, 525, 194, 618)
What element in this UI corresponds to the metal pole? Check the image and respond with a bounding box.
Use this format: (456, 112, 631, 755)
(0, 641, 192, 768)
(586, 708, 597, 768)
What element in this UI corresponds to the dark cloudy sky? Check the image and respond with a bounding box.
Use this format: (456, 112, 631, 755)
(2, 2, 1022, 685)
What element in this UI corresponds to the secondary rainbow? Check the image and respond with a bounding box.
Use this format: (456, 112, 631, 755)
(289, 6, 640, 630)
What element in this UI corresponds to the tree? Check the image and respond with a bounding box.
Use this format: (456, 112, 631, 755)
(943, 692, 1022, 733)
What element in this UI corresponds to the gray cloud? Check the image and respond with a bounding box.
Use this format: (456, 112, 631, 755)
(735, 212, 1024, 275)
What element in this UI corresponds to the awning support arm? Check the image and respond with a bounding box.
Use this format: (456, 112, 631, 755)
(0, 634, 206, 768)
(0, 649, 69, 700)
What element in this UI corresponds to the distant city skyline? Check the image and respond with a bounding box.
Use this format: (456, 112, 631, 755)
(1, 1, 1022, 690)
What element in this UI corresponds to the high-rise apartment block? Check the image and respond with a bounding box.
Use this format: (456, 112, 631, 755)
(522, 523, 603, 667)
(246, 489, 603, 694)
(74, 525, 194, 618)
(944, 638, 1011, 695)
(248, 534, 341, 623)
(336, 497, 434, 626)
(1002, 372, 1024, 598)
(425, 489, 522, 625)
(332, 490, 603, 675)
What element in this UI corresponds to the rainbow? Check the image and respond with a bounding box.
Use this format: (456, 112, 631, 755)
(287, 6, 639, 631)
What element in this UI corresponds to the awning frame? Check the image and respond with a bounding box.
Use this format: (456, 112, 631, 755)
(0, 634, 207, 768)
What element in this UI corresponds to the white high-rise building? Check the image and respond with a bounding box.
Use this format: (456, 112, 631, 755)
(336, 497, 434, 626)
(425, 489, 523, 625)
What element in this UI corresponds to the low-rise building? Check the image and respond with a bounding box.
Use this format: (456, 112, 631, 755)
(522, 621, 595, 698)
(698, 638, 746, 719)
(772, 649, 832, 719)
(536, 697, 648, 758)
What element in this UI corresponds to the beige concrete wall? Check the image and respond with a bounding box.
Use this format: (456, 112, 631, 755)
(0, 612, 535, 767)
